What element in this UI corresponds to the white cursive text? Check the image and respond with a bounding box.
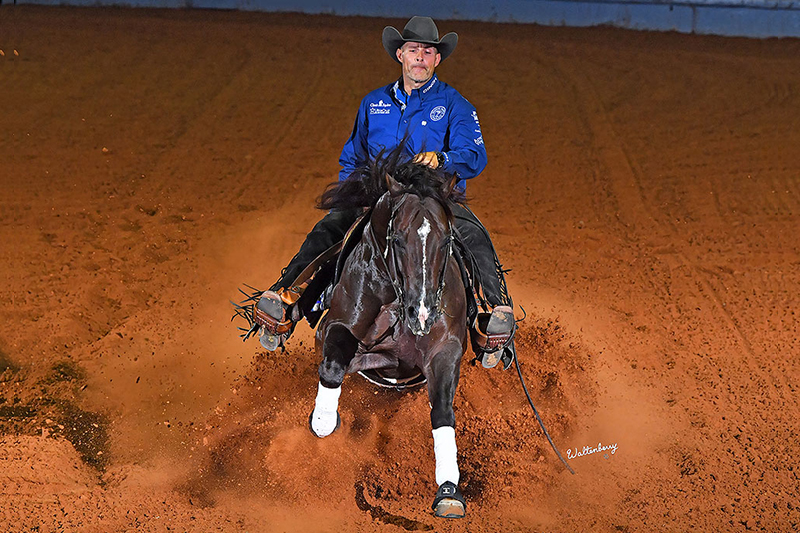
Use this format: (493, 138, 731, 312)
(566, 441, 618, 459)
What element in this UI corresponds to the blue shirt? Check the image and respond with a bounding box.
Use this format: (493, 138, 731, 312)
(338, 74, 488, 190)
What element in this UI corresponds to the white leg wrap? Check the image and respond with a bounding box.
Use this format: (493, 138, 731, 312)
(311, 382, 341, 437)
(432, 426, 460, 486)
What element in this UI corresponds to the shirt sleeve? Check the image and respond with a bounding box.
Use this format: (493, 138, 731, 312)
(338, 97, 370, 181)
(440, 95, 488, 180)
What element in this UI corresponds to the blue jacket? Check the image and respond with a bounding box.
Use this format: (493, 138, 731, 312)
(339, 74, 488, 190)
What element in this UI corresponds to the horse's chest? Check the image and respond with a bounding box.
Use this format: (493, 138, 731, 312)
(356, 328, 423, 363)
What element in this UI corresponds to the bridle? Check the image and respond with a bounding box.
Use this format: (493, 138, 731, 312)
(370, 192, 454, 324)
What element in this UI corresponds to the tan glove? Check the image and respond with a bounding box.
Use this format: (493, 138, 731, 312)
(413, 151, 441, 169)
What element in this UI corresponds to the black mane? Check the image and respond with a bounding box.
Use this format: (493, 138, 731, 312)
(317, 144, 465, 211)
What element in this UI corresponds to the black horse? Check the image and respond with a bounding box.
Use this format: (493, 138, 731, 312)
(308, 153, 470, 518)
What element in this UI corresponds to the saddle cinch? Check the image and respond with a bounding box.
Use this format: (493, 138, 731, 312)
(272, 208, 490, 348)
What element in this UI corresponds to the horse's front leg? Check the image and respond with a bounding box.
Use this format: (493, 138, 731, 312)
(310, 323, 359, 438)
(427, 342, 467, 519)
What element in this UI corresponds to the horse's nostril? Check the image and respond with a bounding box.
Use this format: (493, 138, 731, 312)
(408, 305, 415, 316)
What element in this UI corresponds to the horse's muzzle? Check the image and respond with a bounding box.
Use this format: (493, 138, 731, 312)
(407, 303, 438, 336)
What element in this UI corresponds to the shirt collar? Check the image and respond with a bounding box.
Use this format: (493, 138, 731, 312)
(391, 74, 440, 106)
(418, 74, 439, 97)
(391, 80, 407, 110)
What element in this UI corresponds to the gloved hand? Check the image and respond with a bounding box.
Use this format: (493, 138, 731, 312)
(413, 151, 442, 169)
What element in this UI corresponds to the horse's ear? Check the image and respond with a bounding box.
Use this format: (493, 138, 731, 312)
(441, 173, 458, 198)
(385, 173, 403, 195)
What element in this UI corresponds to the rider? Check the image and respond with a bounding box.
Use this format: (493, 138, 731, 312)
(255, 16, 515, 368)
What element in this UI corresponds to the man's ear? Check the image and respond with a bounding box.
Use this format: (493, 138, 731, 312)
(396, 47, 403, 63)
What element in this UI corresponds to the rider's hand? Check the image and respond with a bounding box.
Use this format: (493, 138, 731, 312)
(413, 151, 440, 169)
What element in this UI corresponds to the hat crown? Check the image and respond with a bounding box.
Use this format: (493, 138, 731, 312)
(382, 16, 457, 64)
(402, 16, 440, 42)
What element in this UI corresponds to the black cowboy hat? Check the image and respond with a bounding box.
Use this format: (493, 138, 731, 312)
(382, 16, 458, 64)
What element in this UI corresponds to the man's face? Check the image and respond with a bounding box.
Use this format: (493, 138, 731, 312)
(397, 41, 441, 86)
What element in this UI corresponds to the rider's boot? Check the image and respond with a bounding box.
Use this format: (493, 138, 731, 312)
(472, 305, 515, 369)
(253, 287, 301, 351)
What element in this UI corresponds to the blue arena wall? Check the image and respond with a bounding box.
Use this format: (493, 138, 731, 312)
(8, 0, 800, 38)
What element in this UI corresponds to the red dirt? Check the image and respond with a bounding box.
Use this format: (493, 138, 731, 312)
(1, 6, 799, 532)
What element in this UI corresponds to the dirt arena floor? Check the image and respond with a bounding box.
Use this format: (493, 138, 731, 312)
(1, 6, 799, 532)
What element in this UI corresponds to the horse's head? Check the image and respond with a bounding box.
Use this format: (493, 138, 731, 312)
(383, 172, 456, 336)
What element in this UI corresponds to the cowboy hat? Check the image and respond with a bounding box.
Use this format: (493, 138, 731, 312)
(382, 16, 458, 64)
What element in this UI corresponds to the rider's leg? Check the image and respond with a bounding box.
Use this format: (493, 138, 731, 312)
(452, 204, 515, 368)
(272, 208, 362, 291)
(256, 208, 361, 351)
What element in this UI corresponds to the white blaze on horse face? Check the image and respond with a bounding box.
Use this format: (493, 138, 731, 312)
(417, 217, 432, 330)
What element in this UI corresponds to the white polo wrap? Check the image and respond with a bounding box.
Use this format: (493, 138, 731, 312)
(432, 426, 459, 486)
(311, 382, 341, 437)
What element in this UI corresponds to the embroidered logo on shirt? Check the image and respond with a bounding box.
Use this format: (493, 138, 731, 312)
(430, 106, 446, 122)
(422, 77, 437, 94)
(472, 110, 483, 144)
(369, 100, 392, 115)
(472, 110, 482, 130)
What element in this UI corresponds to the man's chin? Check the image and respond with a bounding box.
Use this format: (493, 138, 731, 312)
(409, 73, 432, 84)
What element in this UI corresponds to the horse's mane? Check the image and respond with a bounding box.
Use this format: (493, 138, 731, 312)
(317, 144, 465, 211)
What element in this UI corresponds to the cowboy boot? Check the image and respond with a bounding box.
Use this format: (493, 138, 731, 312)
(253, 289, 301, 351)
(471, 305, 515, 369)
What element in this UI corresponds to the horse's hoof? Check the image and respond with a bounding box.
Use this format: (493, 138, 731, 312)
(308, 410, 341, 438)
(431, 481, 466, 519)
(434, 498, 466, 519)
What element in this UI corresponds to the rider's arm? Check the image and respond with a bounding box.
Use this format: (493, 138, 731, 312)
(440, 96, 488, 180)
(338, 98, 370, 181)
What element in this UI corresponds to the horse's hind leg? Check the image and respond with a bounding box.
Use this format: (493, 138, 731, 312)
(310, 323, 358, 438)
(427, 345, 467, 518)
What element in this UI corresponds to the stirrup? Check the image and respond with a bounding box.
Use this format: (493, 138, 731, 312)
(253, 290, 296, 351)
(253, 291, 294, 334)
(472, 305, 515, 369)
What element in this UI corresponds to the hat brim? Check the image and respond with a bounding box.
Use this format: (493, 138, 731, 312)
(382, 26, 458, 64)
